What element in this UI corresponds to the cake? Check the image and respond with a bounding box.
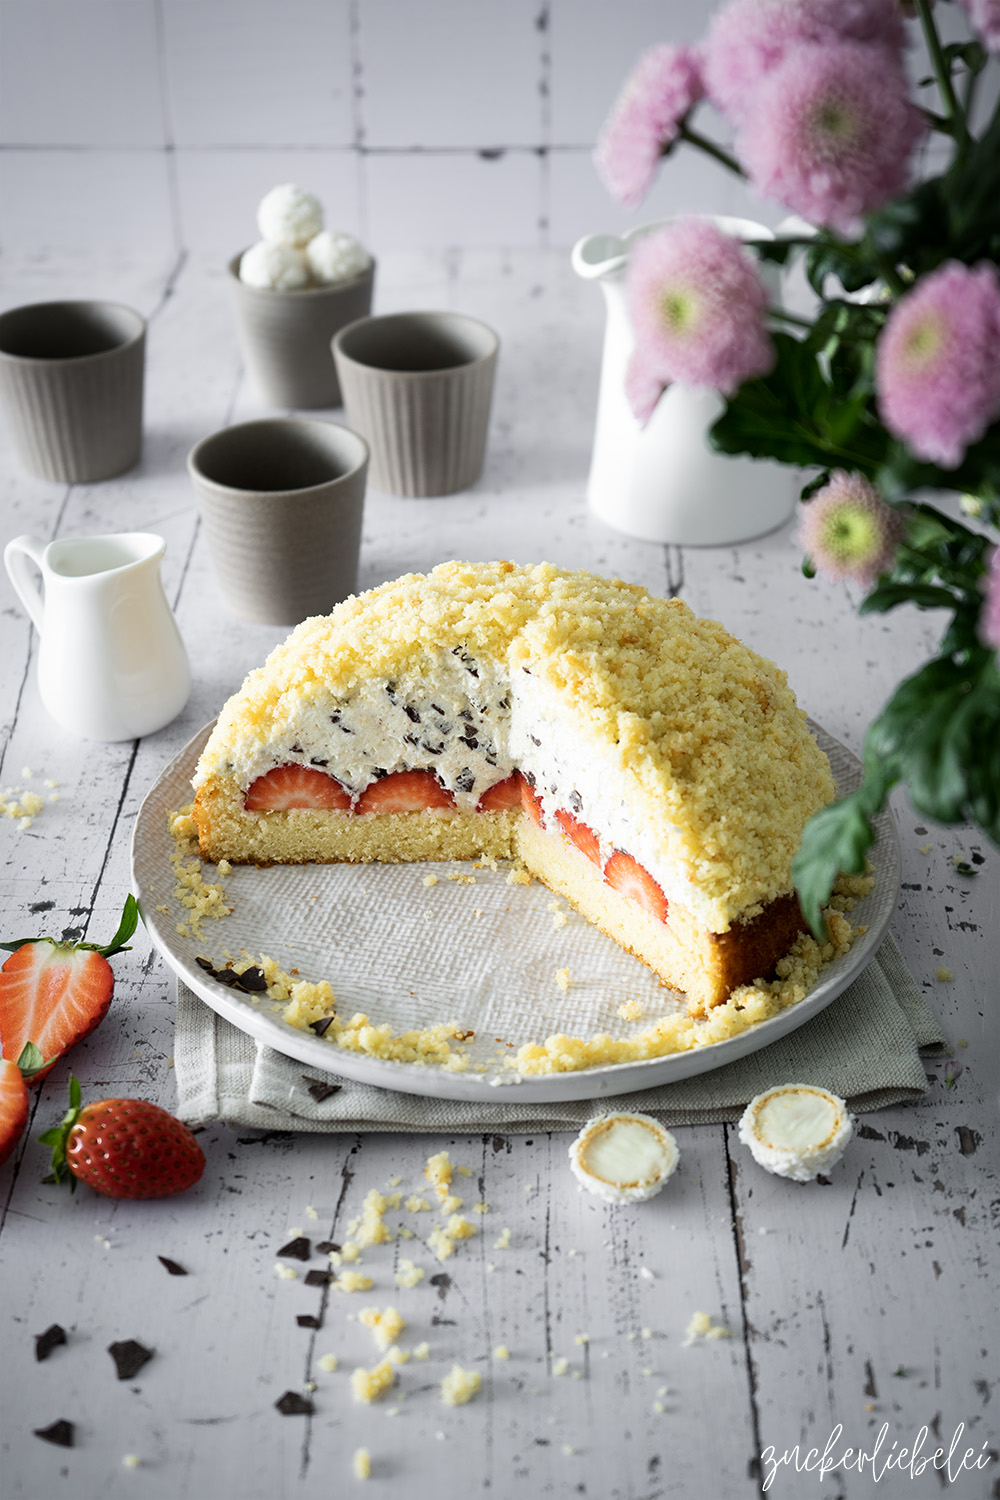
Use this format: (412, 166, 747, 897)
(191, 561, 835, 1014)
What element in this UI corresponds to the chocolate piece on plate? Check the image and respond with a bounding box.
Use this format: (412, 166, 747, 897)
(34, 1323, 67, 1362)
(33, 1419, 74, 1447)
(315, 1241, 340, 1255)
(275, 1391, 314, 1416)
(157, 1256, 188, 1276)
(297, 1314, 321, 1329)
(304, 1269, 332, 1287)
(277, 1236, 311, 1261)
(108, 1340, 154, 1381)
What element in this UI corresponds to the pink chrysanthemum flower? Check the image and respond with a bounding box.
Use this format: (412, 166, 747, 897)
(704, 0, 906, 122)
(594, 45, 705, 209)
(875, 261, 1000, 468)
(955, 0, 1000, 52)
(981, 548, 1000, 649)
(799, 472, 903, 587)
(626, 219, 774, 408)
(736, 43, 923, 234)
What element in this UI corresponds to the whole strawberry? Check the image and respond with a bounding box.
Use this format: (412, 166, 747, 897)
(42, 1077, 205, 1199)
(0, 896, 138, 1085)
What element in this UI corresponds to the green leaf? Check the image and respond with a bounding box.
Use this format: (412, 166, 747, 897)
(39, 1075, 84, 1189)
(93, 893, 140, 959)
(859, 582, 960, 616)
(15, 1041, 51, 1080)
(866, 652, 1000, 833)
(792, 783, 885, 939)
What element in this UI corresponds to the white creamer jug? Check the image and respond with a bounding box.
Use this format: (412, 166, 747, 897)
(4, 531, 190, 741)
(572, 216, 797, 546)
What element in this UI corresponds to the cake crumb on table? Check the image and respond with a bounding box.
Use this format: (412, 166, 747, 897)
(317, 1354, 339, 1373)
(555, 968, 571, 991)
(334, 1271, 373, 1293)
(440, 1365, 481, 1406)
(394, 1258, 425, 1288)
(352, 1448, 371, 1479)
(493, 1227, 512, 1250)
(359, 1306, 406, 1350)
(494, 1344, 510, 1360)
(351, 1360, 395, 1404)
(682, 1311, 731, 1347)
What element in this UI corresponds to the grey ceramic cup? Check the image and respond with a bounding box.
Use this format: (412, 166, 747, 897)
(187, 417, 369, 626)
(228, 253, 375, 410)
(332, 311, 499, 496)
(0, 300, 145, 483)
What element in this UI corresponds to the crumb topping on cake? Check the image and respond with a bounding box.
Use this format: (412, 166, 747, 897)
(194, 562, 834, 925)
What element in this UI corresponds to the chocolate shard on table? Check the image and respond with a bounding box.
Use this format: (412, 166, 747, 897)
(108, 1339, 155, 1381)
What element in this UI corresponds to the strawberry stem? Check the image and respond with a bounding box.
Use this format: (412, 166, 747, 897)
(39, 1075, 84, 1189)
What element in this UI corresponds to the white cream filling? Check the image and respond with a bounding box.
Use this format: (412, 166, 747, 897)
(202, 652, 717, 922)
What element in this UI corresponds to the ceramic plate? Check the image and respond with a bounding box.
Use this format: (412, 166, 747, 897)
(132, 721, 899, 1104)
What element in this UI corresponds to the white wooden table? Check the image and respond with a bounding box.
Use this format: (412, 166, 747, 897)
(0, 250, 996, 1500)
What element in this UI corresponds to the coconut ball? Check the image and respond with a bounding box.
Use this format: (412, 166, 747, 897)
(304, 230, 372, 285)
(239, 241, 310, 292)
(256, 184, 323, 248)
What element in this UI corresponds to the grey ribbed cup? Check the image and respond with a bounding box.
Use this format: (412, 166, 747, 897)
(332, 311, 499, 496)
(229, 254, 375, 409)
(187, 418, 369, 626)
(0, 301, 145, 483)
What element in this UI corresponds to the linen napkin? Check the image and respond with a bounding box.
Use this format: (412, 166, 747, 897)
(173, 935, 945, 1133)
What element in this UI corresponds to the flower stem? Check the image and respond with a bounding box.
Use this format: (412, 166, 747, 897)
(677, 123, 745, 177)
(768, 307, 814, 330)
(915, 0, 967, 145)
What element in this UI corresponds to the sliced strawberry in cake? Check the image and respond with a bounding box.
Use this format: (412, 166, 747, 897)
(520, 777, 545, 828)
(604, 850, 668, 924)
(475, 772, 524, 812)
(554, 809, 602, 866)
(245, 765, 352, 811)
(355, 769, 456, 815)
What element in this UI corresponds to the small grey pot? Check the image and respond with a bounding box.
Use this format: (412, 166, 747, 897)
(187, 417, 369, 626)
(0, 300, 145, 483)
(228, 254, 375, 410)
(332, 311, 499, 496)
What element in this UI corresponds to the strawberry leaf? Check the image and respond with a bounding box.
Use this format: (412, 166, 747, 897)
(16, 1041, 52, 1080)
(39, 1075, 84, 1189)
(91, 894, 140, 959)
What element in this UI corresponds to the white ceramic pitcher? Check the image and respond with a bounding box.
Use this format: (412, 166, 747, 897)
(572, 216, 797, 546)
(4, 531, 190, 741)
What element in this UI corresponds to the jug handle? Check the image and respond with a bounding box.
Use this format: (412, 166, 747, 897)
(4, 535, 48, 634)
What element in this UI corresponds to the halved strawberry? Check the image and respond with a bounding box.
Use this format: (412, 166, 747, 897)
(245, 765, 352, 812)
(0, 1051, 32, 1165)
(355, 770, 456, 815)
(476, 772, 525, 812)
(604, 851, 669, 924)
(520, 777, 545, 828)
(554, 809, 602, 866)
(0, 898, 137, 1086)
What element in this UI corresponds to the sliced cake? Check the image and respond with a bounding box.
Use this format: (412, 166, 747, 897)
(191, 561, 835, 1013)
